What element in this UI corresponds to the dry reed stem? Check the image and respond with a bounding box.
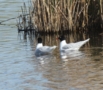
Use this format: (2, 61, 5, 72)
(32, 0, 102, 33)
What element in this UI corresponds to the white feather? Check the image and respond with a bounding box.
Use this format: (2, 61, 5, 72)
(60, 38, 90, 51)
(60, 38, 90, 59)
(35, 43, 57, 57)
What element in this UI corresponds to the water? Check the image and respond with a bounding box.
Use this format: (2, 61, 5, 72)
(0, 0, 103, 90)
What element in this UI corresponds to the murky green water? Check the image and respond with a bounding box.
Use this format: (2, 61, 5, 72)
(0, 0, 103, 90)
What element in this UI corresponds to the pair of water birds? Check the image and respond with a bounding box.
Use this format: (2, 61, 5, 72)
(35, 35, 90, 58)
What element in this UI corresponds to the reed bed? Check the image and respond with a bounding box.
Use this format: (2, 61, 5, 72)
(32, 0, 103, 34)
(17, 1, 35, 34)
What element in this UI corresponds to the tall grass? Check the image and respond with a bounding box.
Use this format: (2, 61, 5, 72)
(32, 0, 103, 33)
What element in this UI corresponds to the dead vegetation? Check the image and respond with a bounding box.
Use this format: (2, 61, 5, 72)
(32, 0, 103, 34)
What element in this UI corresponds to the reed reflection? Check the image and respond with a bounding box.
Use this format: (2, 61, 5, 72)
(18, 32, 103, 60)
(32, 33, 103, 90)
(20, 32, 103, 90)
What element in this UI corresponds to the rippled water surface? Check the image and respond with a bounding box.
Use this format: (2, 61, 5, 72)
(0, 0, 103, 90)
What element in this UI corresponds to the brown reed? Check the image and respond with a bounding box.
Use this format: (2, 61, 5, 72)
(32, 0, 103, 33)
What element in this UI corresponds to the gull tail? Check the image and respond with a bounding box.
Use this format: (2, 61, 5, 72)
(48, 46, 57, 53)
(76, 38, 90, 50)
(51, 46, 57, 49)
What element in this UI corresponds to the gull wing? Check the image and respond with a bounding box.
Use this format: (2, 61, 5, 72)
(62, 38, 90, 50)
(38, 46, 56, 53)
(38, 46, 51, 53)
